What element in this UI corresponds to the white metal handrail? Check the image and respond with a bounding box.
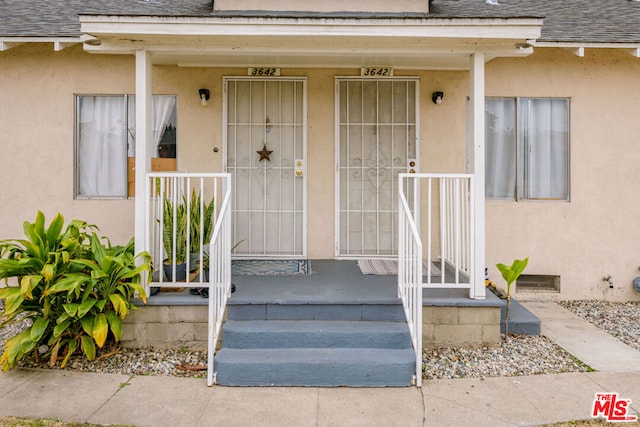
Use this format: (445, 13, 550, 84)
(398, 173, 478, 387)
(399, 173, 475, 290)
(398, 182, 423, 387)
(433, 174, 475, 289)
(206, 179, 232, 386)
(144, 172, 232, 386)
(146, 173, 223, 288)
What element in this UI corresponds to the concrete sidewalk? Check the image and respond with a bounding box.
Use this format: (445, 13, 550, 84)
(0, 302, 638, 427)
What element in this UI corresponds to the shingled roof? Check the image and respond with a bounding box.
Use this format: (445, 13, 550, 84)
(1, 0, 639, 44)
(0, 0, 212, 37)
(432, 0, 640, 44)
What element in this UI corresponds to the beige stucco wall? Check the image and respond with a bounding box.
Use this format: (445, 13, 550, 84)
(2, 44, 639, 301)
(484, 49, 640, 302)
(0, 44, 135, 243)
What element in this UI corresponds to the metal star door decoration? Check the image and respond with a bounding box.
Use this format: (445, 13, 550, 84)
(257, 144, 273, 162)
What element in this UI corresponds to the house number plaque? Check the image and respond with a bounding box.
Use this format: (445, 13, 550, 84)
(248, 67, 281, 77)
(361, 67, 394, 77)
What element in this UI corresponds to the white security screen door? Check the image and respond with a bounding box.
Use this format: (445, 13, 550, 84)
(225, 78, 307, 257)
(336, 78, 418, 257)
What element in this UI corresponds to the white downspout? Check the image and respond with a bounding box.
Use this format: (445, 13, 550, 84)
(135, 49, 152, 295)
(470, 52, 486, 300)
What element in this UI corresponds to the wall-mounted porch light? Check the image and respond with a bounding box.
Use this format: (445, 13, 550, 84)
(432, 91, 444, 105)
(83, 37, 102, 46)
(199, 88, 210, 106)
(514, 42, 533, 50)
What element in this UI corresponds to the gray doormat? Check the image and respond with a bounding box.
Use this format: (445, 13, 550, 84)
(232, 259, 311, 276)
(357, 259, 441, 276)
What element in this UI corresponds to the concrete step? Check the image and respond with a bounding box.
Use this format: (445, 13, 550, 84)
(227, 302, 406, 322)
(222, 320, 413, 349)
(214, 348, 416, 387)
(500, 299, 541, 335)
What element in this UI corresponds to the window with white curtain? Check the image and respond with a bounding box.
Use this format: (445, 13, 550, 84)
(485, 97, 570, 201)
(75, 94, 177, 198)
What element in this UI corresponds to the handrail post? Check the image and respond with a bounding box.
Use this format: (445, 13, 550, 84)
(398, 173, 479, 386)
(144, 173, 232, 386)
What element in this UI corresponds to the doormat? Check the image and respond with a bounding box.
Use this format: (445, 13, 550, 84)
(232, 259, 311, 276)
(357, 259, 441, 276)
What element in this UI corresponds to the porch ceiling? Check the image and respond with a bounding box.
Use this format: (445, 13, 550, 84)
(80, 16, 542, 70)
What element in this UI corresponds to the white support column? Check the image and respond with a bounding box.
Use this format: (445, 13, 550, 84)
(135, 49, 152, 292)
(470, 52, 486, 300)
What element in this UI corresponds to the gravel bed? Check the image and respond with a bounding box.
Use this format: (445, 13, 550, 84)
(0, 300, 208, 378)
(423, 300, 640, 380)
(422, 334, 590, 380)
(17, 345, 209, 378)
(1, 299, 636, 380)
(0, 300, 31, 354)
(558, 300, 640, 351)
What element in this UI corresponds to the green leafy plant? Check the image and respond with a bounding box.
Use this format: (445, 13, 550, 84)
(162, 196, 188, 265)
(187, 189, 215, 252)
(0, 211, 150, 371)
(496, 257, 528, 340)
(161, 189, 215, 266)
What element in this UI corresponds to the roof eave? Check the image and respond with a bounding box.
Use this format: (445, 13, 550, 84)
(78, 15, 544, 40)
(536, 41, 640, 57)
(0, 37, 83, 52)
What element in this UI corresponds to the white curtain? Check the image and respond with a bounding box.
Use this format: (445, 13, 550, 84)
(152, 96, 177, 157)
(485, 98, 517, 199)
(79, 95, 177, 197)
(525, 98, 569, 199)
(78, 96, 127, 197)
(127, 95, 177, 157)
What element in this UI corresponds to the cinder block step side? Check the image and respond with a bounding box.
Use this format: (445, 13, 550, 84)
(214, 348, 416, 387)
(227, 303, 406, 322)
(222, 320, 413, 349)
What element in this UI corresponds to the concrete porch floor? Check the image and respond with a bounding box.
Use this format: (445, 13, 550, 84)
(129, 259, 539, 349)
(146, 259, 540, 337)
(147, 259, 476, 306)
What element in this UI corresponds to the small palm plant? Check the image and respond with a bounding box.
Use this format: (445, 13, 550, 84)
(496, 257, 529, 341)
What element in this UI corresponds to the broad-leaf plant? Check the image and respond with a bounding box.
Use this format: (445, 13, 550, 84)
(0, 211, 150, 371)
(496, 257, 529, 340)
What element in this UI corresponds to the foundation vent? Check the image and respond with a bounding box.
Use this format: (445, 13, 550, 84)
(517, 274, 560, 292)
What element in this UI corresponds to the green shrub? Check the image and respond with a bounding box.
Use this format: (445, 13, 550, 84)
(0, 211, 150, 371)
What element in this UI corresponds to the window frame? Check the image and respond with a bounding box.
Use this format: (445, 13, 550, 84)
(74, 94, 131, 200)
(485, 96, 571, 202)
(73, 94, 178, 200)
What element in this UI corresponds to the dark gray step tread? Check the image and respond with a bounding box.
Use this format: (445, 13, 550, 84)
(214, 348, 416, 387)
(222, 320, 413, 349)
(223, 319, 410, 334)
(216, 347, 416, 363)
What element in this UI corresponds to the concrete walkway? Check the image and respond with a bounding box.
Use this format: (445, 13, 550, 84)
(523, 301, 640, 373)
(0, 302, 638, 427)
